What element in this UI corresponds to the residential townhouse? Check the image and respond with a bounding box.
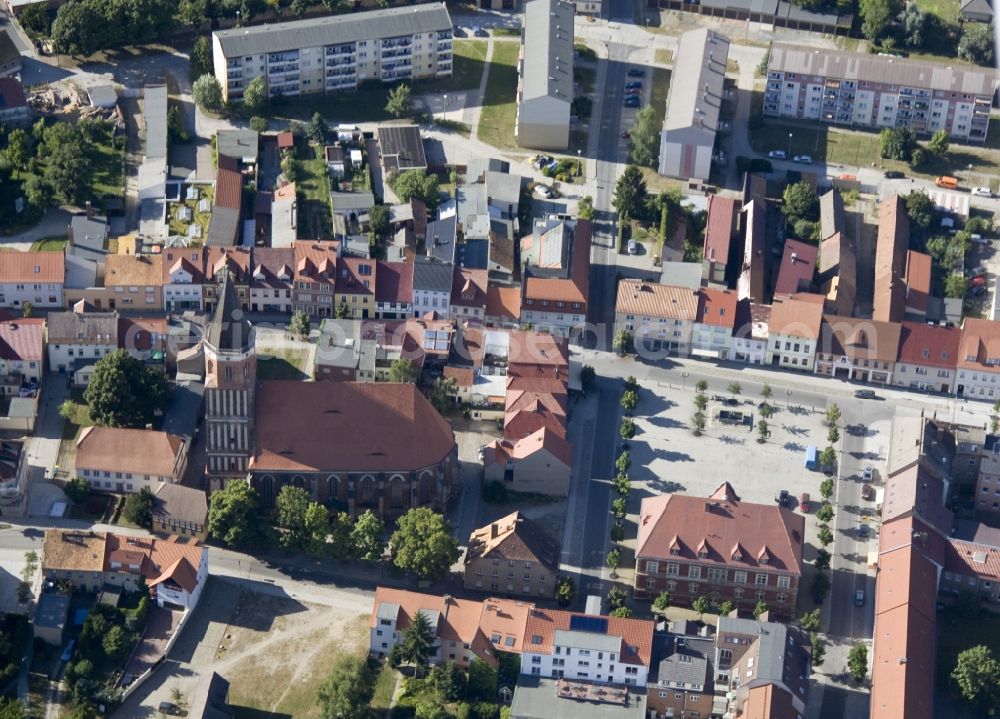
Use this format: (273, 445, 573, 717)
(212, 3, 454, 102)
(873, 196, 910, 324)
(96, 254, 164, 312)
(292, 241, 340, 316)
(737, 199, 767, 305)
(646, 629, 715, 719)
(375, 260, 413, 320)
(634, 482, 805, 619)
(249, 247, 295, 313)
(0, 30, 22, 78)
(463, 511, 560, 598)
(161, 247, 209, 312)
(514, 0, 574, 151)
(485, 285, 522, 328)
(207, 155, 244, 247)
(0, 319, 43, 395)
(814, 315, 902, 384)
(412, 257, 453, 318)
(47, 309, 117, 382)
(450, 267, 488, 323)
(314, 318, 380, 382)
(732, 301, 770, 365)
(75, 426, 188, 493)
(691, 288, 739, 360)
(904, 250, 932, 320)
(942, 523, 1000, 604)
(976, 439, 1000, 519)
(955, 318, 1000, 400)
(335, 257, 377, 319)
(42, 530, 207, 609)
(614, 280, 699, 356)
(893, 321, 961, 393)
(201, 248, 252, 313)
(520, 220, 591, 338)
(774, 238, 817, 295)
(764, 44, 997, 143)
(0, 252, 65, 310)
(818, 188, 857, 316)
(375, 124, 427, 175)
(702, 195, 740, 286)
(0, 77, 28, 126)
(765, 293, 823, 370)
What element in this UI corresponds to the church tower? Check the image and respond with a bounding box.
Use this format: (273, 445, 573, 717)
(204, 272, 255, 489)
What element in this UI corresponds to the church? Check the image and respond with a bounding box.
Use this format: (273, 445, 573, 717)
(203, 273, 458, 519)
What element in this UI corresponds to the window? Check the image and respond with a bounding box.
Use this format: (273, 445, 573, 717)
(667, 563, 680, 576)
(646, 560, 659, 574)
(755, 573, 768, 586)
(688, 566, 701, 579)
(777, 575, 791, 589)
(734, 571, 747, 584)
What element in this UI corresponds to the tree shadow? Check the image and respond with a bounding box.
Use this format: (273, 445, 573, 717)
(783, 441, 806, 453)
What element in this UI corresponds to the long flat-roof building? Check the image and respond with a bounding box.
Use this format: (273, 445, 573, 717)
(658, 28, 729, 181)
(515, 0, 574, 150)
(765, 44, 997, 143)
(212, 3, 454, 102)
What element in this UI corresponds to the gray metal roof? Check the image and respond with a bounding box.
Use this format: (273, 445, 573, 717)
(207, 206, 241, 246)
(769, 43, 998, 97)
(331, 191, 376, 213)
(216, 129, 259, 163)
(0, 29, 20, 72)
(144, 85, 168, 161)
(819, 189, 845, 241)
(48, 311, 117, 344)
(457, 238, 488, 270)
(426, 215, 457, 263)
(457, 182, 489, 221)
(377, 125, 427, 173)
(663, 29, 728, 139)
(412, 257, 454, 293)
(35, 593, 69, 630)
(70, 214, 109, 252)
(554, 628, 622, 653)
(213, 3, 453, 58)
(510, 676, 647, 719)
(466, 157, 509, 181)
(485, 171, 524, 208)
(716, 617, 800, 686)
(376, 601, 400, 621)
(655, 636, 712, 690)
(520, 0, 575, 105)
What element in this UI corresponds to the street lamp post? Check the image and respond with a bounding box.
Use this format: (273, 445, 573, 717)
(236, 9, 241, 26)
(443, 93, 448, 122)
(787, 132, 793, 159)
(682, 371, 690, 391)
(785, 389, 792, 408)
(577, 148, 582, 177)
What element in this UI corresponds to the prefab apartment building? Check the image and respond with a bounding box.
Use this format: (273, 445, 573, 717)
(212, 3, 454, 101)
(764, 43, 996, 143)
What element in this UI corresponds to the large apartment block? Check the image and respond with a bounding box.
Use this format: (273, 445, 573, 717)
(764, 44, 997, 143)
(212, 3, 454, 101)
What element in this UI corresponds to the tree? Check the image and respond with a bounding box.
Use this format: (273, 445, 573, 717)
(811, 633, 826, 668)
(388, 358, 418, 384)
(800, 608, 821, 632)
(193, 74, 224, 112)
(825, 403, 841, 427)
(927, 129, 950, 155)
(191, 36, 213, 80)
(879, 126, 917, 161)
(628, 106, 660, 167)
(288, 310, 310, 339)
(752, 601, 768, 620)
(612, 164, 646, 219)
(307, 112, 328, 145)
(580, 365, 596, 394)
(401, 610, 436, 677)
(613, 329, 633, 356)
(17, 4, 51, 40)
(369, 204, 390, 236)
(816, 503, 834, 523)
(317, 655, 375, 719)
(84, 350, 169, 428)
(391, 169, 440, 209)
(847, 643, 868, 682)
(243, 75, 267, 113)
(782, 182, 819, 224)
(812, 571, 831, 602)
(275, 486, 322, 550)
(250, 116, 269, 133)
(385, 83, 413, 118)
(695, 380, 708, 393)
(827, 426, 840, 445)
(391, 508, 460, 581)
(280, 153, 299, 182)
(615, 450, 631, 475)
(820, 478, 834, 500)
(123, 487, 155, 528)
(619, 418, 636, 440)
(692, 411, 706, 435)
(952, 645, 1000, 707)
(620, 389, 638, 413)
(429, 662, 466, 702)
(609, 606, 633, 618)
(904, 190, 935, 230)
(606, 548, 621, 575)
(65, 476, 90, 504)
(577, 195, 595, 221)
(208, 482, 261, 548)
(23, 174, 52, 210)
(49, 1, 105, 55)
(692, 596, 710, 616)
(817, 525, 834, 546)
(860, 0, 900, 41)
(102, 624, 129, 659)
(757, 419, 769, 442)
(555, 576, 575, 606)
(427, 376, 457, 414)
(958, 23, 994, 66)
(761, 383, 773, 401)
(946, 274, 969, 299)
(0, 129, 32, 178)
(41, 123, 95, 206)
(694, 393, 708, 411)
(350, 510, 386, 561)
(910, 147, 926, 168)
(653, 591, 671, 611)
(608, 585, 628, 610)
(897, 3, 931, 47)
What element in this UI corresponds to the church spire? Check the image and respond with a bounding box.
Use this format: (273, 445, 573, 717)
(206, 272, 252, 353)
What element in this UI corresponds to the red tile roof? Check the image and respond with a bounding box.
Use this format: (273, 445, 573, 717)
(696, 288, 738, 329)
(774, 239, 817, 295)
(486, 286, 522, 322)
(103, 533, 204, 593)
(118, 316, 167, 354)
(375, 260, 413, 305)
(945, 538, 1000, 584)
(904, 250, 932, 314)
(703, 195, 739, 265)
(252, 381, 455, 473)
(523, 220, 591, 307)
(215, 155, 243, 210)
(818, 315, 902, 363)
(768, 294, 824, 339)
(75, 427, 185, 478)
(958, 317, 1000, 371)
(0, 252, 65, 284)
(873, 196, 909, 323)
(293, 240, 339, 284)
(636, 482, 804, 576)
(896, 321, 960, 369)
(0, 78, 26, 109)
(616, 280, 699, 320)
(335, 257, 376, 296)
(522, 607, 654, 667)
(0, 318, 44, 362)
(451, 267, 488, 309)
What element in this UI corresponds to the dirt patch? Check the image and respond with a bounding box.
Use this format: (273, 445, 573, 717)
(216, 593, 368, 719)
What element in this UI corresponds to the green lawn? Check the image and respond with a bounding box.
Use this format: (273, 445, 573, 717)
(913, 0, 957, 23)
(650, 66, 672, 130)
(371, 663, 398, 712)
(30, 237, 68, 251)
(298, 145, 334, 239)
(90, 123, 126, 200)
(936, 606, 1000, 712)
(168, 184, 214, 241)
(257, 349, 311, 380)
(56, 389, 94, 474)
(476, 41, 521, 151)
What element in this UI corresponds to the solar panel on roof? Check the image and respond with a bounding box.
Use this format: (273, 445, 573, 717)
(570, 615, 608, 634)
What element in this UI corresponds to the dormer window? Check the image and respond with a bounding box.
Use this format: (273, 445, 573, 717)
(670, 546, 680, 556)
(33, 266, 40, 273)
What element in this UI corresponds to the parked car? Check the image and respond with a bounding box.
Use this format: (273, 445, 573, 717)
(971, 275, 986, 288)
(625, 87, 641, 96)
(935, 175, 959, 189)
(800, 493, 811, 513)
(793, 154, 813, 164)
(970, 234, 988, 245)
(854, 590, 865, 607)
(471, 25, 487, 36)
(159, 703, 182, 716)
(627, 68, 646, 77)
(627, 238, 637, 255)
(884, 170, 905, 179)
(972, 285, 988, 297)
(972, 186, 993, 197)
(854, 389, 877, 400)
(859, 523, 870, 538)
(767, 150, 786, 160)
(862, 483, 874, 500)
(969, 265, 987, 277)
(625, 80, 642, 89)
(60, 640, 75, 663)
(778, 489, 790, 507)
(863, 465, 874, 481)
(535, 185, 553, 199)
(623, 96, 641, 108)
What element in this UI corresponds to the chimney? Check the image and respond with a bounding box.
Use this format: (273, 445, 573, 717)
(85, 201, 93, 220)
(491, 523, 499, 539)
